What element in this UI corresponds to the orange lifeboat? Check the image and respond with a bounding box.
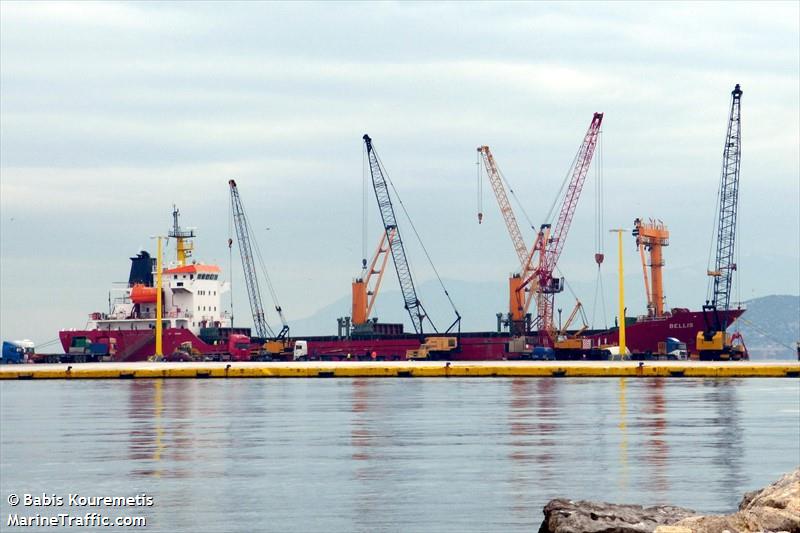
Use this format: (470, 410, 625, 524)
(130, 284, 158, 304)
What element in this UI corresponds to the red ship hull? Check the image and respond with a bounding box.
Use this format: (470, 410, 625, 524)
(583, 307, 745, 355)
(58, 328, 231, 362)
(59, 307, 744, 361)
(58, 329, 514, 362)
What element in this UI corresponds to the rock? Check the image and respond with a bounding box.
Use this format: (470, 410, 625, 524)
(539, 469, 800, 533)
(671, 468, 799, 533)
(537, 499, 698, 533)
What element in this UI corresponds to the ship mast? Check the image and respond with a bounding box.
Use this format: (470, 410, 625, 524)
(169, 205, 195, 267)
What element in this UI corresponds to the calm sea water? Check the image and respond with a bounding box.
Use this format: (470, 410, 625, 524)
(1, 378, 798, 532)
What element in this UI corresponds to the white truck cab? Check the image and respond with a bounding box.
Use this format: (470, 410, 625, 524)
(293, 340, 307, 360)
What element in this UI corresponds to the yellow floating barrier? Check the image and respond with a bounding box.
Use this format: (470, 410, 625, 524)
(0, 361, 797, 380)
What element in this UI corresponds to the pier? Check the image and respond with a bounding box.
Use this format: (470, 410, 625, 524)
(0, 361, 797, 379)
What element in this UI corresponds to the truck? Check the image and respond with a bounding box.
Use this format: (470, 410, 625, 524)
(165, 334, 291, 362)
(2, 340, 34, 364)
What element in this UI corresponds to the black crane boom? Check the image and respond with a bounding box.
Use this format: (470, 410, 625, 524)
(363, 134, 429, 335)
(710, 84, 743, 314)
(229, 179, 274, 340)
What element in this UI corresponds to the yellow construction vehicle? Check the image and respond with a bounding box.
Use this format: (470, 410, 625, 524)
(406, 337, 458, 360)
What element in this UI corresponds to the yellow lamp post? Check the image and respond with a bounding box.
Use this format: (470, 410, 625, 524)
(610, 229, 627, 357)
(151, 235, 165, 358)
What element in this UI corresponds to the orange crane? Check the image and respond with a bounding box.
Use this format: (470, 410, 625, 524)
(632, 218, 669, 318)
(351, 228, 396, 327)
(476, 146, 537, 333)
(477, 146, 530, 268)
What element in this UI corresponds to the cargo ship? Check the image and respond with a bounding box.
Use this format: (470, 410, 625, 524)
(55, 209, 518, 361)
(58, 208, 250, 362)
(57, 209, 743, 363)
(58, 89, 750, 362)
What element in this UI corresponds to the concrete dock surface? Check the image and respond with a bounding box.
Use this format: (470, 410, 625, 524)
(0, 360, 797, 379)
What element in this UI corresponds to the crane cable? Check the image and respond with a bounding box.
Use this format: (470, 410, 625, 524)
(229, 188, 283, 335)
(737, 316, 794, 352)
(591, 269, 609, 329)
(372, 148, 437, 332)
(554, 265, 588, 327)
(228, 195, 234, 326)
(497, 159, 537, 232)
(476, 147, 537, 232)
(591, 130, 609, 329)
(244, 205, 287, 329)
(476, 151, 482, 221)
(544, 145, 582, 227)
(595, 130, 605, 257)
(372, 149, 461, 324)
(734, 177, 742, 334)
(704, 126, 726, 304)
(362, 146, 368, 271)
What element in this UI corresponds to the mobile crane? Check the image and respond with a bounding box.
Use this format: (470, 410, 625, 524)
(228, 179, 290, 359)
(363, 134, 459, 359)
(697, 84, 747, 360)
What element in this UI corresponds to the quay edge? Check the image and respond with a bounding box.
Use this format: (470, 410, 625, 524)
(0, 361, 798, 380)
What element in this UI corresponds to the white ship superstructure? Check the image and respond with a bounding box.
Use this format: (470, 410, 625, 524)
(85, 207, 231, 335)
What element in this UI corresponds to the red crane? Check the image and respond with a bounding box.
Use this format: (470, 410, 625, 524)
(518, 112, 604, 345)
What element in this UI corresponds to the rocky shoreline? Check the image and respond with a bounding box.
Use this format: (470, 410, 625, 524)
(538, 468, 799, 533)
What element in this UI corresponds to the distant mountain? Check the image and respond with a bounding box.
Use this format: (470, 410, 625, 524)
(736, 295, 799, 360)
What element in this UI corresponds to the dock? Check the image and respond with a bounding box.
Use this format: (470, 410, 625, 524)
(0, 361, 797, 379)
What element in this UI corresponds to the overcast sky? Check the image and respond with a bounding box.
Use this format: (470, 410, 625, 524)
(1, 1, 798, 344)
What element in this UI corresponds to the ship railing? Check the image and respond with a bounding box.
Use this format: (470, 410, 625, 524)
(133, 311, 194, 320)
(636, 314, 671, 322)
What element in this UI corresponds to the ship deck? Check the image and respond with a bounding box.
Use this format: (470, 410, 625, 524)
(0, 361, 797, 379)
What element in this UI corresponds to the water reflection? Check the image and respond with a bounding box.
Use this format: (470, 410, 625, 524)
(642, 379, 668, 498)
(705, 379, 746, 508)
(2, 378, 796, 533)
(351, 378, 373, 462)
(618, 378, 628, 490)
(349, 378, 388, 533)
(507, 379, 559, 522)
(127, 380, 191, 479)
